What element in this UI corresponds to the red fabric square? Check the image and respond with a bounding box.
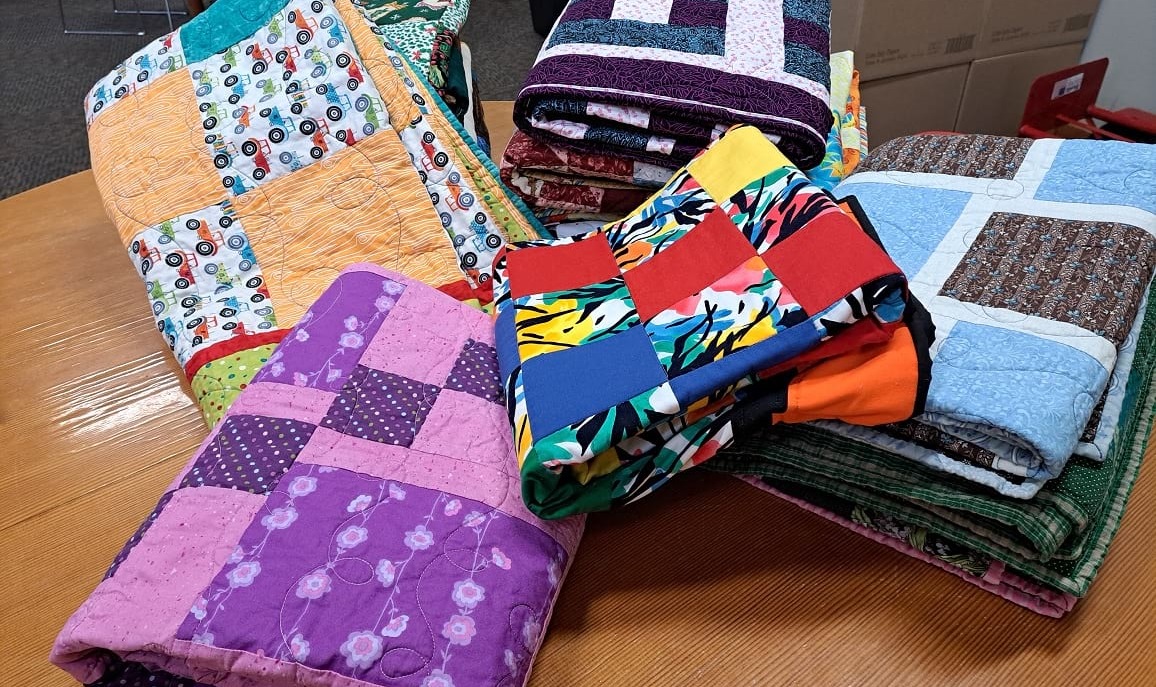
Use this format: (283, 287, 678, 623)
(762, 212, 901, 314)
(624, 208, 758, 322)
(506, 234, 622, 298)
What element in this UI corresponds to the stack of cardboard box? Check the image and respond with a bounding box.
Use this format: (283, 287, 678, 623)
(834, 0, 1099, 145)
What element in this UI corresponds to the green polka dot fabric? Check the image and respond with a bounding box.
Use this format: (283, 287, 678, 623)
(191, 344, 278, 426)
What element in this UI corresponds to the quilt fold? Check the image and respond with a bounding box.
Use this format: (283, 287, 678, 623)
(493, 126, 922, 518)
(513, 0, 833, 170)
(82, 0, 541, 426)
(52, 264, 584, 687)
(830, 135, 1156, 497)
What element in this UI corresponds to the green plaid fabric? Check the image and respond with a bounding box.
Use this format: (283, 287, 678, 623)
(711, 291, 1156, 597)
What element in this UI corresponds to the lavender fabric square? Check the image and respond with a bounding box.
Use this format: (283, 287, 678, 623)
(322, 366, 441, 446)
(179, 414, 317, 493)
(175, 463, 567, 687)
(444, 339, 503, 404)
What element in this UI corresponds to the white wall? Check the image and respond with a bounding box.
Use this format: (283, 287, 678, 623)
(1081, 0, 1156, 112)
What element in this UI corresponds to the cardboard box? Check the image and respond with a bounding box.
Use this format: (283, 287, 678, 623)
(860, 64, 970, 146)
(835, 0, 986, 80)
(978, 0, 1100, 58)
(830, 0, 861, 53)
(955, 42, 1086, 136)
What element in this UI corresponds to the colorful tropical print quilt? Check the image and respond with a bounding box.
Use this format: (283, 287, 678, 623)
(493, 126, 912, 518)
(83, 0, 540, 426)
(513, 0, 834, 171)
(52, 265, 584, 687)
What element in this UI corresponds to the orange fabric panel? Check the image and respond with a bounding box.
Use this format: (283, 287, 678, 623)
(231, 131, 462, 325)
(88, 69, 228, 245)
(775, 324, 920, 426)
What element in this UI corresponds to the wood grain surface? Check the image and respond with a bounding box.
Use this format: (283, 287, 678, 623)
(2, 104, 1155, 687)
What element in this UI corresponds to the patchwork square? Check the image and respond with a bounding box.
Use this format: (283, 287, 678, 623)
(503, 233, 621, 298)
(521, 326, 669, 439)
(646, 256, 805, 377)
(859, 134, 1033, 179)
(623, 206, 757, 321)
(190, 0, 379, 194)
(174, 463, 566, 687)
(179, 414, 317, 492)
(252, 270, 405, 391)
(444, 339, 504, 403)
(322, 366, 441, 446)
(940, 213, 1156, 346)
(514, 277, 642, 363)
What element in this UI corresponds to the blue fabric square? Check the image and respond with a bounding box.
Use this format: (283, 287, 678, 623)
(668, 318, 820, 406)
(521, 326, 667, 439)
(1035, 140, 1156, 215)
(495, 304, 520, 384)
(838, 183, 972, 276)
(928, 321, 1108, 474)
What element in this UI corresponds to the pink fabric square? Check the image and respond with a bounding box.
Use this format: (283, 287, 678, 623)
(359, 286, 471, 386)
(52, 488, 264, 681)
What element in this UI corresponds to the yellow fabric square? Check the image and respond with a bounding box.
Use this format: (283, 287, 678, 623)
(686, 126, 792, 202)
(89, 69, 230, 246)
(231, 132, 464, 326)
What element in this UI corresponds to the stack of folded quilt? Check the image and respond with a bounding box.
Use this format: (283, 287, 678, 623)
(711, 134, 1156, 616)
(500, 0, 870, 228)
(493, 125, 933, 518)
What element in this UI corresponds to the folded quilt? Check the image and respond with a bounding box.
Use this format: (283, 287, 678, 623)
(736, 477, 1077, 617)
(53, 264, 584, 687)
(83, 0, 540, 426)
(711, 285, 1156, 600)
(500, 129, 674, 219)
(493, 126, 912, 518)
(361, 0, 470, 93)
(832, 135, 1156, 497)
(513, 0, 833, 170)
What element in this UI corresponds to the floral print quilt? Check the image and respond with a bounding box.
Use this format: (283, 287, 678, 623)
(52, 265, 583, 687)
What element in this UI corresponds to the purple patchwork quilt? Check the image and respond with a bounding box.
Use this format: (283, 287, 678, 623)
(52, 264, 584, 687)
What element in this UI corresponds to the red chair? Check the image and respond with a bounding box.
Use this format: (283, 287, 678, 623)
(1019, 58, 1156, 142)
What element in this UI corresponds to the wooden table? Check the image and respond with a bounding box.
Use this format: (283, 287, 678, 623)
(3, 103, 1156, 686)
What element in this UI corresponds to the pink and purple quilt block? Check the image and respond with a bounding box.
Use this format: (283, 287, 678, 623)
(53, 264, 584, 687)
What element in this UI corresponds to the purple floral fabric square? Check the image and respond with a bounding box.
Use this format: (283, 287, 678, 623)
(176, 463, 565, 687)
(253, 271, 406, 392)
(321, 367, 442, 446)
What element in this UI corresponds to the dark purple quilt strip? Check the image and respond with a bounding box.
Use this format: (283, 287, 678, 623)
(669, 0, 728, 28)
(86, 654, 208, 687)
(516, 55, 831, 168)
(783, 16, 829, 55)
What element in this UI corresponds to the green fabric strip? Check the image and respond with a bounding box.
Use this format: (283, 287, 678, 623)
(711, 288, 1156, 596)
(180, 0, 291, 63)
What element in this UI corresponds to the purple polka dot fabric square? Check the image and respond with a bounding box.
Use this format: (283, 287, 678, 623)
(179, 414, 317, 494)
(444, 339, 504, 404)
(322, 366, 441, 446)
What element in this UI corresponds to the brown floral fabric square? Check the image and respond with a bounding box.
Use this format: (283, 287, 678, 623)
(940, 212, 1156, 345)
(860, 135, 1032, 179)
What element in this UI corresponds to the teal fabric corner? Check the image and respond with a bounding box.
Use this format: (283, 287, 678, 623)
(181, 0, 292, 63)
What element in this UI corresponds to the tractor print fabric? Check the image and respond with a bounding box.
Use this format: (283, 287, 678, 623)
(52, 264, 585, 687)
(493, 126, 910, 518)
(192, 0, 378, 192)
(84, 0, 541, 426)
